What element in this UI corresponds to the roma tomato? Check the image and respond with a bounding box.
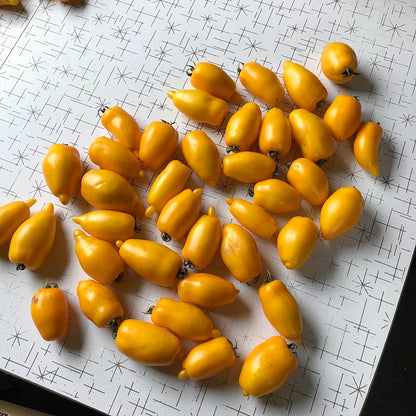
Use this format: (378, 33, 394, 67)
(282, 61, 327, 111)
(320, 186, 365, 240)
(145, 160, 191, 218)
(81, 169, 145, 216)
(221, 223, 262, 282)
(77, 280, 123, 328)
(115, 319, 182, 366)
(259, 271, 303, 343)
(150, 297, 221, 341)
(167, 89, 228, 126)
(42, 143, 82, 205)
(323, 95, 362, 142)
(178, 336, 236, 380)
(31, 283, 68, 341)
(177, 273, 240, 308)
(116, 239, 184, 287)
(138, 121, 179, 171)
(100, 106, 141, 157)
(9, 203, 56, 271)
(277, 216, 319, 269)
(286, 158, 329, 206)
(224, 102, 262, 152)
(239, 336, 298, 397)
(259, 107, 292, 159)
(181, 130, 221, 187)
(353, 121, 383, 176)
(74, 229, 125, 285)
(321, 42, 359, 84)
(0, 199, 36, 246)
(238, 62, 284, 107)
(289, 109, 334, 162)
(182, 206, 222, 269)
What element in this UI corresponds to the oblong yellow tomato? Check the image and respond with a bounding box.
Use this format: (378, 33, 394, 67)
(321, 42, 359, 84)
(252, 178, 301, 214)
(167, 89, 228, 126)
(157, 188, 202, 241)
(145, 160, 191, 218)
(178, 336, 236, 380)
(81, 169, 145, 216)
(138, 121, 179, 171)
(289, 109, 334, 162)
(286, 158, 329, 206)
(259, 271, 303, 343)
(277, 216, 319, 269)
(221, 223, 262, 282)
(353, 121, 383, 176)
(77, 280, 123, 328)
(42, 143, 82, 205)
(182, 206, 221, 269)
(239, 336, 298, 397)
(101, 106, 141, 157)
(74, 229, 125, 285)
(72, 210, 135, 242)
(31, 283, 68, 341)
(116, 239, 184, 287)
(226, 197, 277, 239)
(115, 319, 182, 366)
(224, 102, 262, 152)
(238, 62, 284, 107)
(0, 199, 36, 246)
(151, 297, 221, 341)
(88, 136, 144, 179)
(324, 95, 362, 142)
(320, 186, 365, 240)
(178, 273, 240, 308)
(188, 62, 240, 102)
(181, 130, 221, 186)
(282, 61, 327, 111)
(259, 107, 292, 159)
(222, 151, 276, 183)
(9, 203, 56, 271)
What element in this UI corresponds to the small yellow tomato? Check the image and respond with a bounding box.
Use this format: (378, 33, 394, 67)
(321, 42, 359, 84)
(181, 130, 221, 186)
(323, 95, 362, 142)
(289, 109, 334, 162)
(151, 297, 221, 341)
(178, 336, 236, 380)
(353, 121, 383, 176)
(182, 206, 222, 269)
(238, 61, 285, 107)
(177, 273, 240, 308)
(239, 336, 298, 397)
(116, 239, 184, 287)
(0, 199, 36, 246)
(221, 223, 262, 282)
(9, 203, 56, 271)
(226, 197, 277, 239)
(282, 61, 328, 111)
(320, 186, 365, 240)
(286, 158, 329, 206)
(167, 89, 228, 126)
(31, 283, 69, 341)
(277, 216, 319, 269)
(115, 319, 182, 366)
(252, 178, 301, 214)
(138, 121, 179, 171)
(42, 143, 82, 205)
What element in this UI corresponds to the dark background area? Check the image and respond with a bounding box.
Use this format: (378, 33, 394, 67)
(1, 252, 415, 416)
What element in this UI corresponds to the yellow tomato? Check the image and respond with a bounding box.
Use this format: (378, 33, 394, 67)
(42, 143, 82, 205)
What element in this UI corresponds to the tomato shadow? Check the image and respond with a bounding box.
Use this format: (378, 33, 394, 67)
(60, 298, 85, 351)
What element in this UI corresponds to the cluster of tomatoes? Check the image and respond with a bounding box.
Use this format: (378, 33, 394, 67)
(0, 42, 382, 398)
